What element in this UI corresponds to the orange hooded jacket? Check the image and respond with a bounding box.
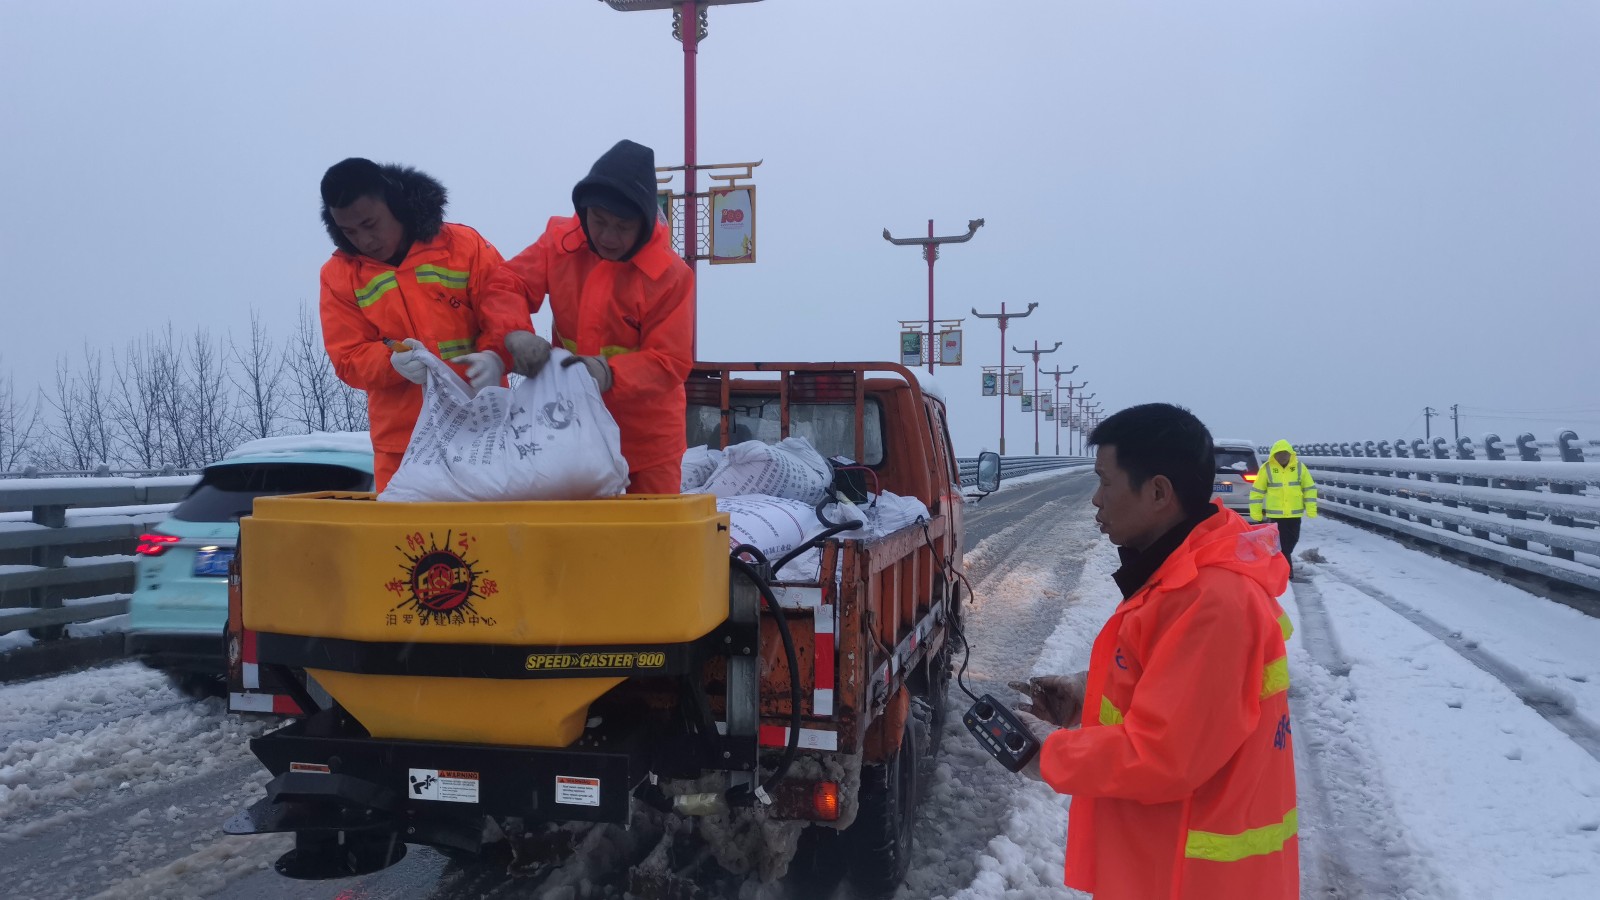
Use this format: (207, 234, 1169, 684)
(477, 215, 694, 477)
(319, 222, 504, 457)
(1040, 502, 1298, 900)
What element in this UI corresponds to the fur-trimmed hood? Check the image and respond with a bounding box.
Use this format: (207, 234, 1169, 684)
(320, 161, 448, 256)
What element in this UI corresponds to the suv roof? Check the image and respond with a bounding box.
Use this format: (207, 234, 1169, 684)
(1212, 438, 1257, 450)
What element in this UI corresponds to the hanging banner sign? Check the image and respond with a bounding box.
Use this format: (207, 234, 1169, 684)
(709, 186, 756, 264)
(981, 372, 997, 396)
(1021, 393, 1034, 412)
(1007, 373, 1024, 396)
(900, 331, 924, 367)
(1040, 394, 1053, 413)
(1046, 407, 1056, 421)
(657, 190, 673, 227)
(939, 330, 963, 366)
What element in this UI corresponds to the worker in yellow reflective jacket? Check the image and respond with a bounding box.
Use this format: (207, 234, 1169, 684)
(1249, 439, 1318, 580)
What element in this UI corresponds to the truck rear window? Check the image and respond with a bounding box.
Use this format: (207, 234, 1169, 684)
(687, 398, 886, 465)
(172, 463, 372, 523)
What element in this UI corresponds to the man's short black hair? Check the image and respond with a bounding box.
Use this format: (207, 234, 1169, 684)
(1088, 403, 1215, 518)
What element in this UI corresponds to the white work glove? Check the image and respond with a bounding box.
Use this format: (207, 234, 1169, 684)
(504, 330, 552, 378)
(389, 338, 428, 384)
(1014, 708, 1057, 782)
(1009, 671, 1087, 728)
(561, 354, 614, 392)
(453, 350, 505, 391)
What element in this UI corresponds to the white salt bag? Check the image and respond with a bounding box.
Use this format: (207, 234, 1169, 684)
(690, 436, 831, 504)
(681, 445, 724, 492)
(718, 495, 826, 567)
(380, 347, 628, 502)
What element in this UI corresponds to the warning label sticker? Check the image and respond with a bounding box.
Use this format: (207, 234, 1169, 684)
(290, 762, 330, 774)
(408, 768, 480, 804)
(555, 775, 601, 807)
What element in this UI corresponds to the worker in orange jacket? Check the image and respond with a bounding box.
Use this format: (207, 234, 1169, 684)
(318, 158, 505, 490)
(477, 140, 693, 495)
(1012, 403, 1298, 900)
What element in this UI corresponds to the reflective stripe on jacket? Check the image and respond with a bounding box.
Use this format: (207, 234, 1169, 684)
(1040, 503, 1299, 900)
(319, 223, 504, 453)
(1249, 439, 1318, 520)
(478, 215, 694, 473)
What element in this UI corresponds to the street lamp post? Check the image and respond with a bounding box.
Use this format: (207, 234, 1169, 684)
(971, 302, 1037, 455)
(1012, 341, 1061, 456)
(1039, 367, 1081, 455)
(1082, 401, 1102, 454)
(598, 0, 764, 358)
(1074, 393, 1097, 455)
(1061, 380, 1086, 454)
(884, 219, 985, 374)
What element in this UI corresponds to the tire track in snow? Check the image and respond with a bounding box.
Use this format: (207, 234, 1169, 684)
(901, 473, 1102, 899)
(1314, 566, 1600, 764)
(1288, 579, 1448, 900)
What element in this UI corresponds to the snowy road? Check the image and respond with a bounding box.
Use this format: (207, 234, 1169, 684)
(3, 469, 1598, 898)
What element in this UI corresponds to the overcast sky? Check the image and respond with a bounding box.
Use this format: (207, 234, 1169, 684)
(3, 0, 1597, 457)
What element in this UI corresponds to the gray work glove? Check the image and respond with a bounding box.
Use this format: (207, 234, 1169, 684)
(452, 350, 505, 391)
(1014, 708, 1057, 782)
(561, 354, 613, 392)
(1008, 671, 1088, 729)
(389, 338, 428, 384)
(504, 330, 552, 378)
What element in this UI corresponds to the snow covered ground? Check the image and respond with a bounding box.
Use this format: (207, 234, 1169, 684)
(910, 483, 1600, 899)
(3, 470, 1598, 898)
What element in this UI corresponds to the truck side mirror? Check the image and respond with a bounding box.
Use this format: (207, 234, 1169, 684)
(973, 451, 1002, 495)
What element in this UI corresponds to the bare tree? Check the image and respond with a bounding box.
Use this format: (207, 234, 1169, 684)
(229, 309, 285, 440)
(109, 334, 173, 468)
(146, 324, 199, 468)
(43, 347, 114, 470)
(334, 382, 370, 433)
(282, 302, 344, 433)
(186, 327, 245, 462)
(0, 362, 41, 471)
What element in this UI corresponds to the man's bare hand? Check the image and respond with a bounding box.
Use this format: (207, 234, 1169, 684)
(1008, 671, 1087, 728)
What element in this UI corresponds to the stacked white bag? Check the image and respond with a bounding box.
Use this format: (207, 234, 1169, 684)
(686, 436, 832, 505)
(680, 445, 724, 492)
(380, 348, 629, 503)
(680, 435, 930, 580)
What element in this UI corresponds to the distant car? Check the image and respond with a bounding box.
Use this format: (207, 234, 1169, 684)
(127, 434, 373, 696)
(1211, 438, 1260, 514)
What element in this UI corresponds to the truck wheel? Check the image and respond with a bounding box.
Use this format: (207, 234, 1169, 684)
(845, 719, 919, 895)
(167, 671, 227, 699)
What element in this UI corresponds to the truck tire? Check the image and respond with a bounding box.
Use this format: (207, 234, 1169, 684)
(845, 718, 919, 895)
(168, 671, 227, 700)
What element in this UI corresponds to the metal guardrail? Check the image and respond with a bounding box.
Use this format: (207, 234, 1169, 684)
(956, 455, 1093, 487)
(0, 465, 202, 480)
(0, 477, 198, 638)
(1291, 431, 1600, 593)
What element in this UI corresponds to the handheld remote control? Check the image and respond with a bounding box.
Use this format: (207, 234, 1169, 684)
(963, 693, 1040, 772)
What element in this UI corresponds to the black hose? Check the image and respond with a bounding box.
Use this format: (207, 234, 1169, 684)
(727, 553, 803, 803)
(769, 498, 864, 577)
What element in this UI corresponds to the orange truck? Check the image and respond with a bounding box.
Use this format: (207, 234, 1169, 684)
(222, 362, 1000, 895)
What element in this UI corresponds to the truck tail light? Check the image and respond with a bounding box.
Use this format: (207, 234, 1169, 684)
(812, 781, 840, 821)
(136, 533, 180, 556)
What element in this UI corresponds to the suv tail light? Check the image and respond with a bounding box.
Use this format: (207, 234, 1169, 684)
(1241, 473, 1257, 483)
(136, 533, 180, 556)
